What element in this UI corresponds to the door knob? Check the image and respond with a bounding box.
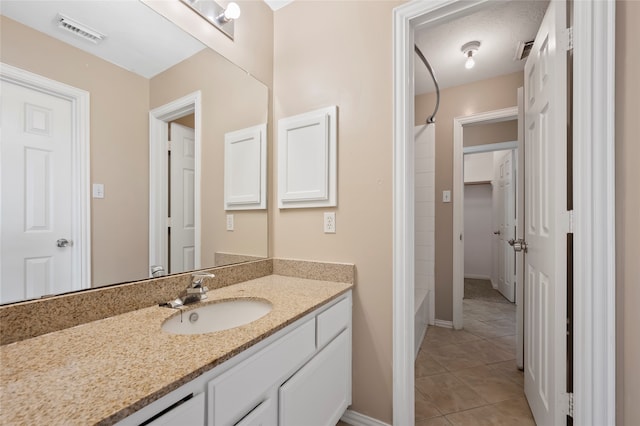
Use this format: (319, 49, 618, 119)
(493, 230, 501, 235)
(56, 238, 73, 248)
(508, 238, 528, 253)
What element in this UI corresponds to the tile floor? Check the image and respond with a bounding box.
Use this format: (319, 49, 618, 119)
(414, 296, 535, 425)
(336, 290, 535, 426)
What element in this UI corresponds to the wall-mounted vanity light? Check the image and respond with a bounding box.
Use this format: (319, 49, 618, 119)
(180, 0, 241, 40)
(461, 41, 481, 69)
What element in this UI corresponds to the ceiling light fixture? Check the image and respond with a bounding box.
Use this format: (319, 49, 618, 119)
(461, 41, 481, 69)
(216, 1, 241, 23)
(180, 0, 241, 40)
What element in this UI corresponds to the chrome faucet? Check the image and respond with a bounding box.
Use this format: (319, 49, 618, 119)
(161, 272, 215, 308)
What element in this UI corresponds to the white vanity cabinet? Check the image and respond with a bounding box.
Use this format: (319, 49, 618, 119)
(146, 393, 206, 426)
(279, 329, 350, 426)
(117, 291, 351, 426)
(208, 293, 352, 426)
(207, 318, 316, 425)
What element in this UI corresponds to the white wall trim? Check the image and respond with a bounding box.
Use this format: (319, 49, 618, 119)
(572, 1, 616, 424)
(463, 140, 517, 155)
(0, 62, 91, 291)
(393, 1, 615, 425)
(434, 319, 454, 329)
(453, 107, 518, 329)
(341, 409, 391, 426)
(464, 274, 491, 281)
(392, 2, 488, 424)
(149, 91, 202, 275)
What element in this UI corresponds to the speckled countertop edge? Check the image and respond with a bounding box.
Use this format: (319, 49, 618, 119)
(0, 274, 353, 426)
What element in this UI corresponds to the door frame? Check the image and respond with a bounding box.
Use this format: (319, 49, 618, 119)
(392, 1, 616, 425)
(452, 107, 518, 330)
(0, 62, 91, 292)
(149, 91, 202, 274)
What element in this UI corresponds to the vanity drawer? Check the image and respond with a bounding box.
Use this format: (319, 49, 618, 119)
(316, 297, 350, 349)
(279, 330, 350, 426)
(208, 318, 315, 426)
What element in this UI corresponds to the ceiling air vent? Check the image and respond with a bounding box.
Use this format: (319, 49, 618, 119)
(515, 40, 534, 61)
(56, 14, 106, 44)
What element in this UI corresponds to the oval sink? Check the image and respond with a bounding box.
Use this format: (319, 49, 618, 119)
(162, 299, 272, 335)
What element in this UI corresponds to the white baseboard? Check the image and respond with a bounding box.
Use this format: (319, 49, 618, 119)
(463, 274, 491, 280)
(434, 319, 453, 329)
(490, 279, 498, 289)
(341, 410, 391, 426)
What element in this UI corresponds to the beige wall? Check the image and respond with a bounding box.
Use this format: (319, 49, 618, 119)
(616, 2, 640, 425)
(272, 1, 400, 422)
(142, 0, 274, 87)
(463, 120, 518, 147)
(1, 16, 150, 287)
(150, 49, 269, 267)
(415, 72, 524, 320)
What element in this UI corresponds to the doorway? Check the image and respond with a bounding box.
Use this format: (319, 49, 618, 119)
(0, 63, 90, 303)
(393, 1, 616, 425)
(463, 145, 518, 300)
(149, 91, 202, 276)
(453, 110, 519, 331)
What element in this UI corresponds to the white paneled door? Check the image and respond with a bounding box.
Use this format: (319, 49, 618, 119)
(494, 150, 516, 303)
(1, 80, 74, 303)
(169, 122, 195, 274)
(523, 1, 567, 424)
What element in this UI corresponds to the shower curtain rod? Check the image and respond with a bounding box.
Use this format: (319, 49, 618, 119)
(414, 44, 440, 124)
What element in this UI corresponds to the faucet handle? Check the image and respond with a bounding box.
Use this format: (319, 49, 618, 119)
(191, 272, 215, 287)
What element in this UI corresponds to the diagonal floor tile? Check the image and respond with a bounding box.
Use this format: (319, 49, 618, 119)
(416, 352, 448, 377)
(452, 365, 525, 403)
(444, 397, 535, 426)
(464, 318, 516, 339)
(415, 388, 443, 420)
(415, 373, 488, 415)
(421, 326, 481, 348)
(487, 360, 525, 387)
(428, 343, 488, 372)
(416, 416, 453, 426)
(485, 334, 517, 354)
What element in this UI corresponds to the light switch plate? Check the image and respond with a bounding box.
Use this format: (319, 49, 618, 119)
(226, 214, 234, 231)
(442, 190, 451, 203)
(92, 183, 104, 199)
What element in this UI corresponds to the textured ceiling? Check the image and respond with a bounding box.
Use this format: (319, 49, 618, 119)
(1, 0, 205, 79)
(415, 0, 549, 95)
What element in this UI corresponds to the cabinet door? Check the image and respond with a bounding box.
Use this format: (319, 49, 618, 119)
(209, 319, 315, 426)
(279, 331, 350, 426)
(147, 393, 205, 426)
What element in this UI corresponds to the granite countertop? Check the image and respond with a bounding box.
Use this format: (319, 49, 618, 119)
(0, 275, 352, 425)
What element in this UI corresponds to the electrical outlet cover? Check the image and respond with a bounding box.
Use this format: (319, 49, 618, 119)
(324, 212, 336, 233)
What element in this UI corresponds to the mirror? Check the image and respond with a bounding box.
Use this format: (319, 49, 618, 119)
(0, 1, 269, 304)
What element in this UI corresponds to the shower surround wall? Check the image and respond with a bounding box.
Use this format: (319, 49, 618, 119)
(415, 124, 435, 349)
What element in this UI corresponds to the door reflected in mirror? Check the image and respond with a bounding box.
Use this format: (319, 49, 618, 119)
(0, 1, 268, 304)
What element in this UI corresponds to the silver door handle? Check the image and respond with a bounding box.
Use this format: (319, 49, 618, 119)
(56, 238, 73, 248)
(508, 238, 527, 253)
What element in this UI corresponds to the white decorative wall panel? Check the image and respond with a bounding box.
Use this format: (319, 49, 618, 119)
(224, 124, 267, 210)
(278, 106, 337, 209)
